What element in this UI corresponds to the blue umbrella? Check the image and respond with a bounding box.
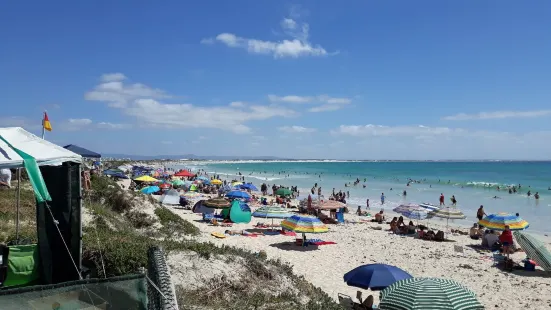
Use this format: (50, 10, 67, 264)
(344, 264, 413, 290)
(197, 176, 209, 181)
(113, 173, 129, 179)
(240, 183, 258, 191)
(402, 209, 429, 221)
(219, 184, 232, 192)
(226, 190, 250, 199)
(141, 186, 160, 195)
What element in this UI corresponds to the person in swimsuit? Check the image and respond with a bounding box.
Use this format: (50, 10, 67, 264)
(477, 205, 486, 221)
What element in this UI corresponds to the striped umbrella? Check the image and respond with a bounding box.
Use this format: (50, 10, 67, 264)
(281, 215, 328, 246)
(203, 198, 231, 209)
(379, 277, 484, 310)
(402, 209, 429, 221)
(478, 213, 529, 231)
(430, 207, 466, 220)
(513, 231, 551, 271)
(430, 207, 466, 232)
(316, 200, 345, 210)
(393, 204, 426, 214)
(252, 206, 293, 228)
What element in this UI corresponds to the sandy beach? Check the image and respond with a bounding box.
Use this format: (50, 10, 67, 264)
(169, 201, 551, 309)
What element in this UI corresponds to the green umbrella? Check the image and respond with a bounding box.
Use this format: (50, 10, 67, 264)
(380, 277, 483, 310)
(276, 188, 292, 197)
(203, 198, 231, 209)
(513, 231, 551, 271)
(172, 179, 185, 186)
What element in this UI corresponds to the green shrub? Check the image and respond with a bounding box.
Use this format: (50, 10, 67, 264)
(126, 211, 156, 229)
(154, 207, 200, 236)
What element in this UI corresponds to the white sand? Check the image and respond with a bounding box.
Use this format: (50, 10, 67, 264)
(170, 207, 551, 309)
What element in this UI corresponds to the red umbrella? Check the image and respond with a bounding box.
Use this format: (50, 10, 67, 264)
(159, 183, 171, 189)
(174, 170, 194, 177)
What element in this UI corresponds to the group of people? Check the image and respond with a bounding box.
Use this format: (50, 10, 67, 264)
(470, 223, 517, 254)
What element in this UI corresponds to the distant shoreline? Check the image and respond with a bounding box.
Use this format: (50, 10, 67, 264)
(106, 158, 551, 164)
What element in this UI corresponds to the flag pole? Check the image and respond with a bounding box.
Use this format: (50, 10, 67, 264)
(41, 111, 46, 139)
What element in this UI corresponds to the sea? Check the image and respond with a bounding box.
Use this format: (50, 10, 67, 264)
(173, 161, 551, 235)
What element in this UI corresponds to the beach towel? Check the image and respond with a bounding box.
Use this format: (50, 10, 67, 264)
(280, 231, 297, 236)
(310, 241, 337, 246)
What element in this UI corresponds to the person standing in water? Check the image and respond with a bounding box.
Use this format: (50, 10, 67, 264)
(366, 198, 370, 209)
(439, 193, 445, 206)
(380, 193, 386, 205)
(451, 195, 457, 206)
(477, 205, 486, 221)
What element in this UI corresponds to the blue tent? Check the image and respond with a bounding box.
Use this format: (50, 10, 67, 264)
(63, 144, 101, 158)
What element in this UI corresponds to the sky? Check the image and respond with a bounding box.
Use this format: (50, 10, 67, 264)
(1, 1, 551, 160)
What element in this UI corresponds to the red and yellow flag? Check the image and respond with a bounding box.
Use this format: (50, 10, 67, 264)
(43, 112, 52, 131)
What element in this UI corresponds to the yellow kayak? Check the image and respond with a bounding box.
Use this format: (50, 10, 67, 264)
(211, 232, 226, 239)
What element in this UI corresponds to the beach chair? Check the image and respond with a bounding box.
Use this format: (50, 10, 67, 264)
(338, 293, 355, 309)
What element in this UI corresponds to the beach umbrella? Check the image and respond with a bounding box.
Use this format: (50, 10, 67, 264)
(172, 179, 185, 186)
(174, 170, 194, 177)
(429, 207, 466, 232)
(211, 179, 222, 185)
(252, 206, 293, 228)
(392, 204, 426, 214)
(183, 192, 201, 198)
(220, 184, 232, 192)
(478, 213, 529, 231)
(276, 188, 292, 197)
(281, 215, 328, 246)
(203, 198, 231, 209)
(379, 278, 484, 310)
(316, 200, 345, 210)
(240, 183, 258, 191)
(140, 186, 160, 195)
(402, 209, 429, 221)
(226, 190, 250, 199)
(513, 231, 551, 271)
(419, 203, 439, 212)
(159, 183, 171, 189)
(134, 175, 158, 182)
(112, 173, 129, 179)
(197, 176, 209, 181)
(232, 181, 243, 186)
(344, 264, 413, 290)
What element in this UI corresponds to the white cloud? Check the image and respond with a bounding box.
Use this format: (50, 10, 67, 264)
(328, 124, 551, 160)
(123, 98, 297, 134)
(269, 94, 351, 105)
(86, 74, 299, 134)
(202, 12, 330, 58)
(443, 110, 551, 121)
(309, 104, 343, 112)
(229, 101, 246, 108)
(278, 125, 316, 133)
(332, 124, 463, 137)
(268, 94, 314, 103)
(100, 73, 127, 82)
(68, 118, 93, 126)
(268, 94, 352, 112)
(96, 122, 130, 129)
(85, 75, 171, 108)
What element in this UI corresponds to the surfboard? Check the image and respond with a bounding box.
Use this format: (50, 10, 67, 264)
(211, 232, 226, 239)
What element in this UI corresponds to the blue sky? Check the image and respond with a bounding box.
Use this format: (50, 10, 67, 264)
(1, 1, 551, 160)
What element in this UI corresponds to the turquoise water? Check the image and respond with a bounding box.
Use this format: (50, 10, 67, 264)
(178, 161, 551, 234)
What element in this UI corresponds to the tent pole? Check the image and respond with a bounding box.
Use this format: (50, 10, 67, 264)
(15, 168, 21, 242)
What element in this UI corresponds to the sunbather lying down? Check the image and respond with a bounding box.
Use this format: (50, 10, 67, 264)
(225, 230, 262, 236)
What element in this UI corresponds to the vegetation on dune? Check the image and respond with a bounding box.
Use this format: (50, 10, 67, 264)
(0, 173, 343, 309)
